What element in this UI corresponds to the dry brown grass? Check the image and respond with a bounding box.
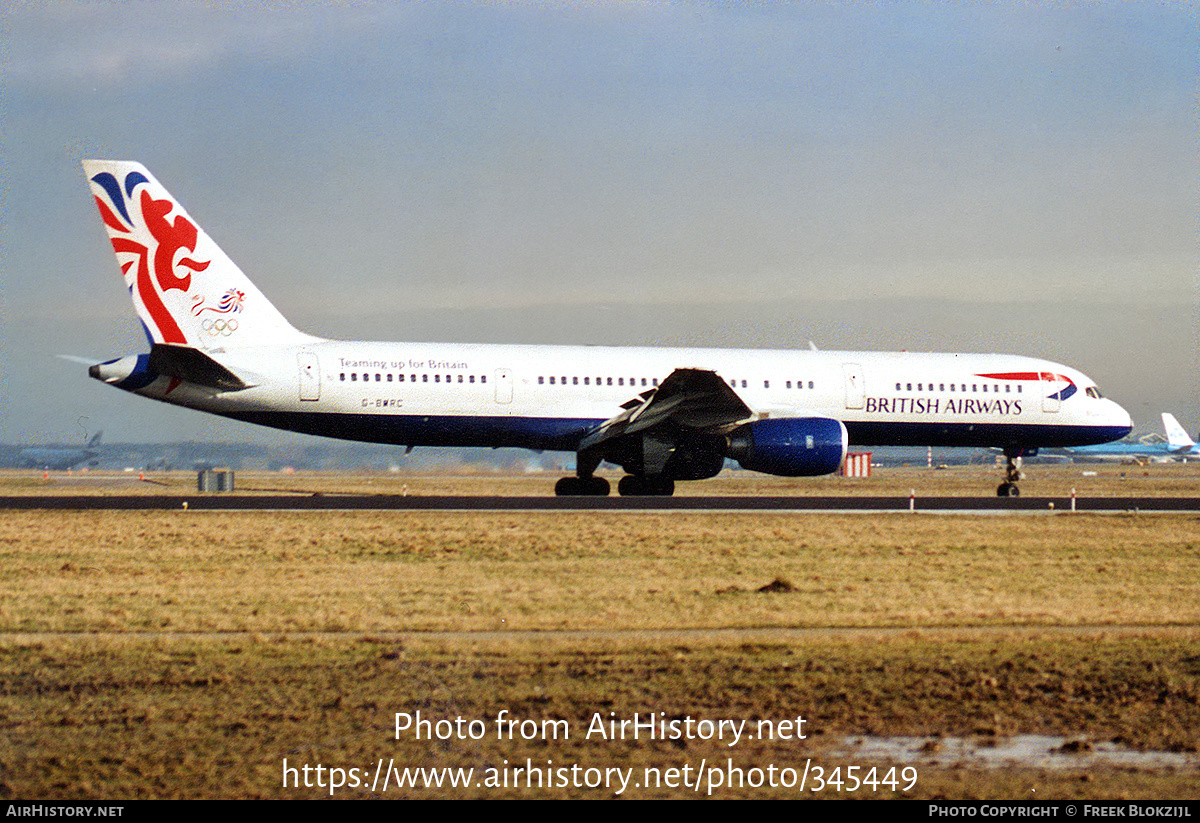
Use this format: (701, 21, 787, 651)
(0, 511, 1198, 632)
(0, 502, 1197, 799)
(7, 460, 1200, 497)
(1, 631, 1196, 799)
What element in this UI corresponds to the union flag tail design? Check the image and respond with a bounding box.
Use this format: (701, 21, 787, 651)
(83, 160, 314, 349)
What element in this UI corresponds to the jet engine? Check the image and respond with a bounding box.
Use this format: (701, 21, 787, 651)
(726, 417, 848, 477)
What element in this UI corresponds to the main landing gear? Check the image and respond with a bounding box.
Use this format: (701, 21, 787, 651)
(553, 474, 677, 496)
(997, 452, 1023, 497)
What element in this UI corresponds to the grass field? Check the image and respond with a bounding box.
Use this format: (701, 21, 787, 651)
(7, 459, 1200, 497)
(1, 467, 1197, 799)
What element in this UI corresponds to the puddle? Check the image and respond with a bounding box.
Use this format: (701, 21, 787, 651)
(830, 735, 1199, 771)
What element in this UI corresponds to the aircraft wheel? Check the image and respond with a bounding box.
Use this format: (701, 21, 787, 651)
(996, 482, 1020, 497)
(555, 477, 582, 496)
(618, 475, 641, 496)
(618, 475, 675, 496)
(584, 476, 610, 496)
(556, 476, 610, 496)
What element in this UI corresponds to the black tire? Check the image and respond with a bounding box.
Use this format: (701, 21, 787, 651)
(585, 476, 610, 496)
(618, 475, 674, 496)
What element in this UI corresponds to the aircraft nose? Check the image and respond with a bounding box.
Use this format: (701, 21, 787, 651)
(1110, 400, 1133, 438)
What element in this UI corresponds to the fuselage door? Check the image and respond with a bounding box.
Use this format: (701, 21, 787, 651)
(298, 352, 320, 401)
(842, 363, 865, 410)
(1041, 371, 1060, 414)
(495, 369, 513, 404)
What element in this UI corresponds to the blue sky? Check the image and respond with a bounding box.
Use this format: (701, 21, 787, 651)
(1, 1, 1195, 444)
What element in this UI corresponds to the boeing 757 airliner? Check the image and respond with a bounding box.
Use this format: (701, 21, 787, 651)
(83, 160, 1132, 496)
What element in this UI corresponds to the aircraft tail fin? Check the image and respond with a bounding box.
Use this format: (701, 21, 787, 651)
(1162, 413, 1195, 449)
(82, 160, 316, 350)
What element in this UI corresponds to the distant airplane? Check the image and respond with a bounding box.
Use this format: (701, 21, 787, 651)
(19, 431, 102, 471)
(81, 160, 1132, 496)
(1063, 414, 1200, 463)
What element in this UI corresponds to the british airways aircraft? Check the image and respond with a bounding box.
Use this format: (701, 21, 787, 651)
(83, 160, 1132, 497)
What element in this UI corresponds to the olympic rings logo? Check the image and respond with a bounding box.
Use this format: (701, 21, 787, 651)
(201, 318, 239, 336)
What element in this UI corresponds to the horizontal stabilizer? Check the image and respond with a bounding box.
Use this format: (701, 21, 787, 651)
(147, 344, 251, 391)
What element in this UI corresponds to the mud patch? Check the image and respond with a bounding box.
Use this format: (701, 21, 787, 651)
(831, 735, 1200, 772)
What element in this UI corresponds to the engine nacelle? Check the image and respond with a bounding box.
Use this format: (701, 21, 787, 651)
(727, 417, 848, 477)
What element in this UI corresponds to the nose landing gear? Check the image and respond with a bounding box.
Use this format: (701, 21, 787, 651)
(997, 452, 1023, 497)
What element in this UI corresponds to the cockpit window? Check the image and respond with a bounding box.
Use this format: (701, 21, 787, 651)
(1085, 386, 1103, 399)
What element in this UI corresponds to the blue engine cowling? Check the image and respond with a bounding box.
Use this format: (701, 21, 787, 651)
(726, 417, 848, 477)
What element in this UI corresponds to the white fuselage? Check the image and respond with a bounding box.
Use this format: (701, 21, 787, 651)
(110, 339, 1132, 453)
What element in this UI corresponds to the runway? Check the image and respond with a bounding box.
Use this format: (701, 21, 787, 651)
(2, 493, 1198, 511)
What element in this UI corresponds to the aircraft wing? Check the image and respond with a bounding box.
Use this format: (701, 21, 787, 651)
(578, 368, 753, 457)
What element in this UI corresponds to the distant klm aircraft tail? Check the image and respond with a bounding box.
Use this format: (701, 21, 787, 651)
(1162, 414, 1195, 450)
(82, 160, 314, 350)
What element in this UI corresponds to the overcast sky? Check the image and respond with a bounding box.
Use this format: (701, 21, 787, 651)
(1, 1, 1195, 445)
